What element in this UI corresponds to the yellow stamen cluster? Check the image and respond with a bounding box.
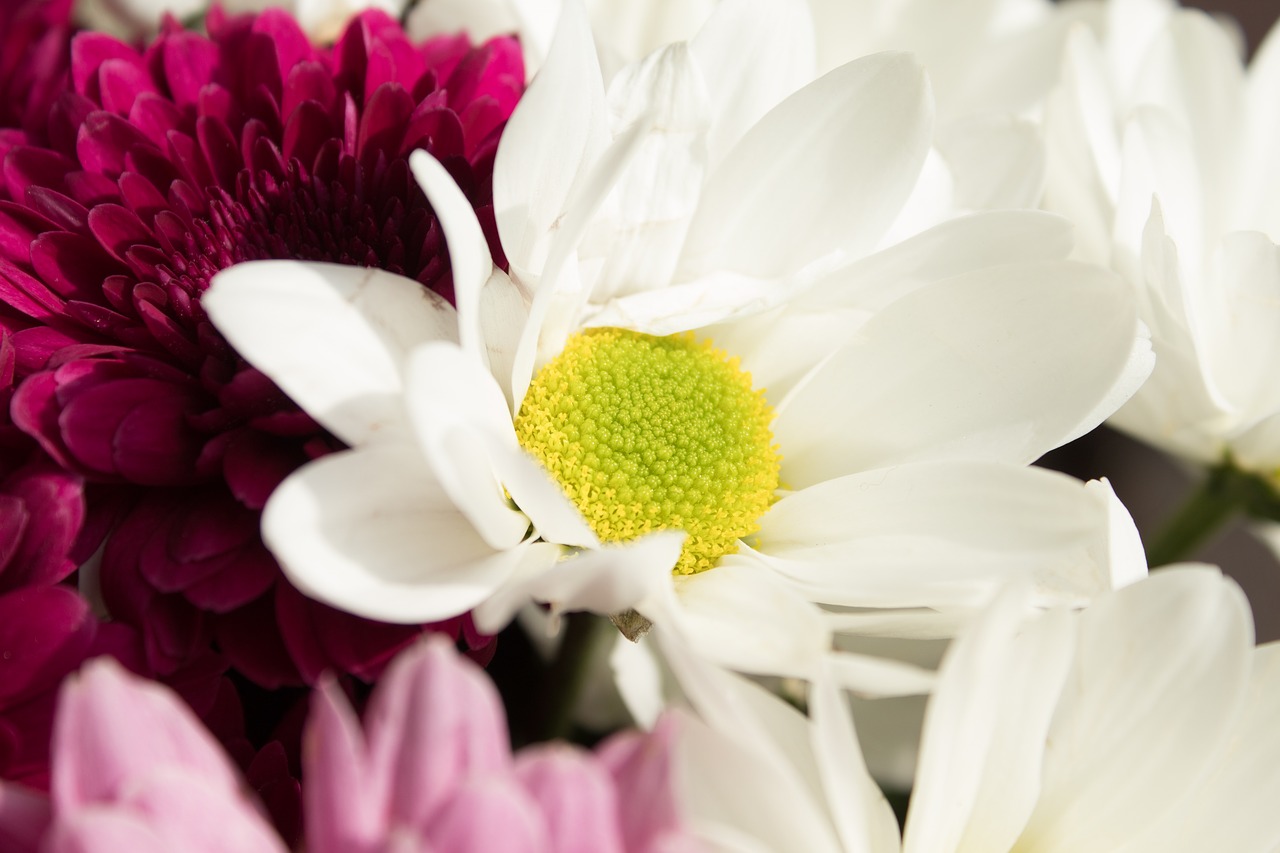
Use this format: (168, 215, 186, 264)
(514, 328, 780, 575)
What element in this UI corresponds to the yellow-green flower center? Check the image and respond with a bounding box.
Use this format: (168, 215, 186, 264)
(514, 328, 780, 575)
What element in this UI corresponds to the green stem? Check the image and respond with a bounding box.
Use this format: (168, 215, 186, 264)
(1146, 464, 1255, 567)
(536, 611, 607, 743)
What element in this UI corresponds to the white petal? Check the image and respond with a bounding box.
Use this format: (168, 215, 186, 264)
(754, 460, 1131, 610)
(477, 269, 532, 414)
(1203, 232, 1280, 428)
(679, 51, 932, 280)
(262, 445, 544, 624)
(1132, 9, 1243, 239)
(511, 116, 652, 410)
(205, 261, 456, 447)
(653, 626, 845, 853)
(1113, 642, 1280, 852)
(646, 557, 832, 679)
(937, 115, 1046, 211)
(810, 663, 903, 853)
(484, 440, 599, 549)
(823, 650, 937, 699)
(774, 260, 1143, 485)
(472, 531, 684, 633)
(1017, 568, 1253, 851)
(592, 43, 710, 301)
(903, 587, 1074, 853)
(404, 342, 531, 549)
(582, 268, 795, 336)
(409, 151, 494, 365)
(493, 0, 609, 277)
(711, 210, 1077, 401)
(1089, 478, 1149, 590)
(690, 0, 816, 165)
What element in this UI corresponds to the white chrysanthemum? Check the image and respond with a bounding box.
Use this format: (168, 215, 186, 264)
(668, 567, 1280, 852)
(206, 0, 1151, 683)
(1043, 0, 1280, 475)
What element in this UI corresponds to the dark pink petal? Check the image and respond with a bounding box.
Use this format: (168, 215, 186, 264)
(62, 172, 118, 209)
(128, 93, 184, 148)
(178, 541, 275, 613)
(29, 232, 122, 302)
(9, 327, 84, 373)
(214, 594, 301, 689)
(280, 61, 334, 124)
(197, 117, 241, 190)
(87, 204, 152, 264)
(222, 432, 304, 510)
(0, 462, 84, 590)
(0, 495, 28, 580)
(400, 103, 464, 160)
(0, 586, 95, 706)
(357, 83, 412, 168)
(161, 32, 218, 109)
(0, 780, 50, 853)
(70, 34, 139, 98)
(22, 187, 87, 234)
(98, 58, 159, 117)
(76, 112, 157, 179)
(58, 376, 202, 483)
(116, 172, 167, 223)
(10, 372, 78, 470)
(289, 593, 424, 683)
(0, 202, 56, 266)
(4, 147, 74, 199)
(0, 262, 65, 322)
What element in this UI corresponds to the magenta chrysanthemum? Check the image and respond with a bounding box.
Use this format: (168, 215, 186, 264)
(0, 8, 524, 686)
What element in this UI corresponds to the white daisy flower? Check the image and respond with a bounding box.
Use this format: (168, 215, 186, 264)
(206, 0, 1151, 682)
(668, 566, 1280, 852)
(1043, 0, 1280, 478)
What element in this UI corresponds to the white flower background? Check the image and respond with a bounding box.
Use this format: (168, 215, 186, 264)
(1032, 0, 1280, 641)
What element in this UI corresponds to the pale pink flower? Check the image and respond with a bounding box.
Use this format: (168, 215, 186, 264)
(305, 635, 701, 853)
(0, 657, 285, 853)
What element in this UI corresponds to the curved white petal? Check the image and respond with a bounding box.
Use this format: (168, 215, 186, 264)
(262, 445, 545, 624)
(582, 269, 796, 336)
(472, 531, 683, 634)
(511, 116, 653, 410)
(205, 261, 456, 447)
(653, 625, 845, 853)
(904, 585, 1074, 853)
(823, 650, 937, 699)
(494, 0, 609, 277)
(409, 151, 494, 365)
(484, 440, 599, 549)
(754, 460, 1133, 611)
(592, 42, 710, 301)
(775, 260, 1144, 485)
(710, 210, 1078, 401)
(937, 114, 1046, 211)
(680, 51, 932, 280)
(810, 664, 902, 853)
(646, 558, 831, 679)
(1112, 642, 1280, 852)
(404, 342, 531, 549)
(690, 0, 816, 165)
(1017, 568, 1253, 851)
